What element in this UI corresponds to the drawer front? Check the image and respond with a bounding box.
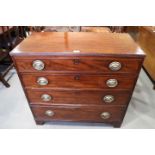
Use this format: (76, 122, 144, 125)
(27, 89, 131, 105)
(14, 57, 141, 73)
(31, 105, 126, 122)
(21, 73, 136, 90)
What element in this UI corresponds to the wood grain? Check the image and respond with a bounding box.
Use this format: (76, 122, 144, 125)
(15, 56, 142, 73)
(31, 105, 126, 122)
(21, 73, 137, 90)
(27, 89, 131, 105)
(10, 32, 145, 56)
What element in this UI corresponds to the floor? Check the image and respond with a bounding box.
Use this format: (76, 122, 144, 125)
(0, 68, 155, 129)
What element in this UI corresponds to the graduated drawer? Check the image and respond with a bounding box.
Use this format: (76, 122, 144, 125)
(31, 105, 126, 122)
(21, 73, 136, 90)
(14, 56, 142, 73)
(27, 89, 131, 105)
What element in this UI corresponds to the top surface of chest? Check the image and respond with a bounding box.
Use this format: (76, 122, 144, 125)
(10, 32, 144, 56)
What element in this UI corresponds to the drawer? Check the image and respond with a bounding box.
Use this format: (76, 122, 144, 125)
(21, 73, 136, 90)
(27, 89, 131, 105)
(14, 56, 142, 73)
(31, 105, 126, 122)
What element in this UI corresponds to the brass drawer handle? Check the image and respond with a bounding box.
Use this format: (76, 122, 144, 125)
(37, 77, 48, 86)
(103, 95, 114, 103)
(41, 94, 52, 102)
(100, 112, 111, 119)
(33, 60, 45, 70)
(73, 59, 80, 65)
(45, 110, 54, 117)
(106, 79, 118, 88)
(109, 61, 122, 71)
(74, 75, 80, 80)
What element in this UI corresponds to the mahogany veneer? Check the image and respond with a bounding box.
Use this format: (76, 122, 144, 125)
(21, 73, 137, 89)
(14, 56, 142, 73)
(26, 89, 131, 105)
(10, 32, 145, 127)
(31, 105, 126, 123)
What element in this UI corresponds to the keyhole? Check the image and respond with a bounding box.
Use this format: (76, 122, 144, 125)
(73, 59, 80, 65)
(74, 75, 80, 80)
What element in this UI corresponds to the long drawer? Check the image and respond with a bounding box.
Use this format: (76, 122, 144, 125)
(21, 73, 137, 89)
(26, 89, 131, 105)
(14, 56, 141, 73)
(31, 105, 126, 122)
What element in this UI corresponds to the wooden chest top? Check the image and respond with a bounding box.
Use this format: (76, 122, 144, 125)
(10, 32, 144, 56)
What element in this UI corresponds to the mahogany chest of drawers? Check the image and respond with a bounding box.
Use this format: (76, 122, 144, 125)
(10, 32, 145, 127)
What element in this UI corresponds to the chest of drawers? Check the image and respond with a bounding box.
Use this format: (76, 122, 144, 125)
(10, 32, 145, 127)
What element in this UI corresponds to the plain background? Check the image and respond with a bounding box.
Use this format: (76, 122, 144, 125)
(0, 0, 155, 155)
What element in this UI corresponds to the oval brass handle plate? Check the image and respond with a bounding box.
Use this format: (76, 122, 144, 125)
(109, 61, 122, 71)
(41, 94, 52, 102)
(103, 95, 115, 103)
(37, 77, 48, 86)
(106, 79, 118, 88)
(100, 112, 111, 119)
(45, 110, 54, 117)
(32, 60, 45, 70)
